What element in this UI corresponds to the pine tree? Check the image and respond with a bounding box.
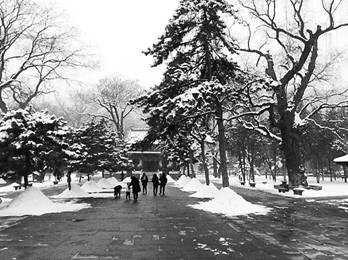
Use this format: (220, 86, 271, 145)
(0, 110, 70, 187)
(136, 0, 240, 187)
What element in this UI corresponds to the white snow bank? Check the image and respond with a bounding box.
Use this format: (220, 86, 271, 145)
(0, 178, 6, 184)
(55, 184, 90, 198)
(81, 181, 102, 193)
(107, 177, 120, 186)
(0, 187, 89, 216)
(97, 178, 114, 189)
(122, 177, 131, 183)
(189, 187, 270, 217)
(181, 178, 204, 192)
(167, 175, 176, 183)
(190, 183, 219, 198)
(175, 175, 191, 188)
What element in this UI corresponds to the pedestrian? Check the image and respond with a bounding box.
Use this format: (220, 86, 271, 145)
(140, 171, 148, 194)
(152, 173, 159, 196)
(129, 176, 141, 201)
(159, 172, 168, 196)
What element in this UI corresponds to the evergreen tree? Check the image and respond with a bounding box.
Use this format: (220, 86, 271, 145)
(69, 120, 133, 179)
(0, 110, 70, 187)
(136, 0, 240, 187)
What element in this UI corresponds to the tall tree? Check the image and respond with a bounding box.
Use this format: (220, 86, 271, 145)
(0, 0, 84, 112)
(232, 0, 348, 186)
(0, 109, 70, 187)
(136, 0, 240, 187)
(93, 76, 144, 140)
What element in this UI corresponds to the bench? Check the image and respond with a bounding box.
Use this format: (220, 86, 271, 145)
(14, 185, 21, 190)
(249, 182, 256, 187)
(274, 184, 289, 193)
(240, 181, 245, 185)
(293, 188, 304, 196)
(306, 185, 322, 191)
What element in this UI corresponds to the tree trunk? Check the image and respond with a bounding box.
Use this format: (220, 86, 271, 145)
(200, 139, 210, 185)
(213, 156, 218, 177)
(344, 164, 347, 183)
(280, 126, 303, 187)
(216, 104, 229, 187)
(189, 150, 196, 178)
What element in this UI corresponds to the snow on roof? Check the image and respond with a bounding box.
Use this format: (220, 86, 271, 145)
(125, 128, 148, 144)
(333, 154, 348, 163)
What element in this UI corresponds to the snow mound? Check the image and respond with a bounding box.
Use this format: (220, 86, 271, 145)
(55, 184, 90, 198)
(97, 178, 114, 189)
(166, 175, 176, 183)
(175, 175, 191, 187)
(181, 178, 203, 192)
(0, 178, 6, 184)
(122, 177, 131, 183)
(0, 187, 89, 216)
(189, 187, 270, 217)
(81, 180, 102, 193)
(190, 183, 219, 198)
(107, 177, 120, 186)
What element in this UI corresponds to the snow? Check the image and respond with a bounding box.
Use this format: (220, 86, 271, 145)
(195, 174, 348, 199)
(175, 175, 191, 188)
(55, 184, 90, 198)
(333, 154, 348, 163)
(106, 177, 121, 186)
(190, 183, 219, 198)
(181, 178, 204, 192)
(97, 178, 114, 189)
(122, 177, 131, 183)
(81, 180, 103, 193)
(0, 183, 22, 193)
(189, 187, 270, 217)
(0, 187, 89, 216)
(166, 175, 176, 184)
(0, 178, 7, 184)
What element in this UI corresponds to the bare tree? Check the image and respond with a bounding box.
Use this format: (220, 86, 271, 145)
(231, 0, 348, 186)
(0, 0, 84, 113)
(93, 76, 144, 140)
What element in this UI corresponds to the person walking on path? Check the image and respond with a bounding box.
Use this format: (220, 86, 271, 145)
(129, 176, 141, 201)
(159, 173, 168, 196)
(140, 171, 148, 194)
(152, 173, 159, 196)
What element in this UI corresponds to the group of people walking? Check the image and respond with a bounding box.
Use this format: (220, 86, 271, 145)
(126, 171, 168, 201)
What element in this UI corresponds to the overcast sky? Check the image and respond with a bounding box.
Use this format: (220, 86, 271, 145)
(41, 0, 180, 88)
(40, 0, 348, 90)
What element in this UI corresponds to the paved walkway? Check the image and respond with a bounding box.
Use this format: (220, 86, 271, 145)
(0, 184, 348, 259)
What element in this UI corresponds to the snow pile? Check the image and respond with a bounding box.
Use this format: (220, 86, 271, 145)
(0, 187, 89, 216)
(189, 187, 270, 217)
(81, 180, 102, 193)
(166, 175, 176, 184)
(181, 178, 204, 192)
(122, 177, 131, 183)
(55, 184, 90, 198)
(190, 183, 219, 198)
(175, 175, 191, 188)
(97, 178, 114, 189)
(0, 178, 6, 184)
(107, 177, 120, 186)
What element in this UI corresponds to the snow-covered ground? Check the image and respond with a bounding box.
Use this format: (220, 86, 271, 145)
(195, 174, 348, 199)
(0, 187, 89, 217)
(174, 176, 270, 217)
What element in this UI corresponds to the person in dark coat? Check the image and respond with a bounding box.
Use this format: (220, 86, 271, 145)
(140, 172, 148, 194)
(159, 173, 168, 196)
(129, 176, 141, 201)
(152, 173, 159, 196)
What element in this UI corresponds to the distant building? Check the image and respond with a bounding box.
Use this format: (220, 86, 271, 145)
(125, 128, 162, 172)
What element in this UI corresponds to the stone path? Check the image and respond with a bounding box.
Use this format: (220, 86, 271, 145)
(0, 184, 348, 259)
